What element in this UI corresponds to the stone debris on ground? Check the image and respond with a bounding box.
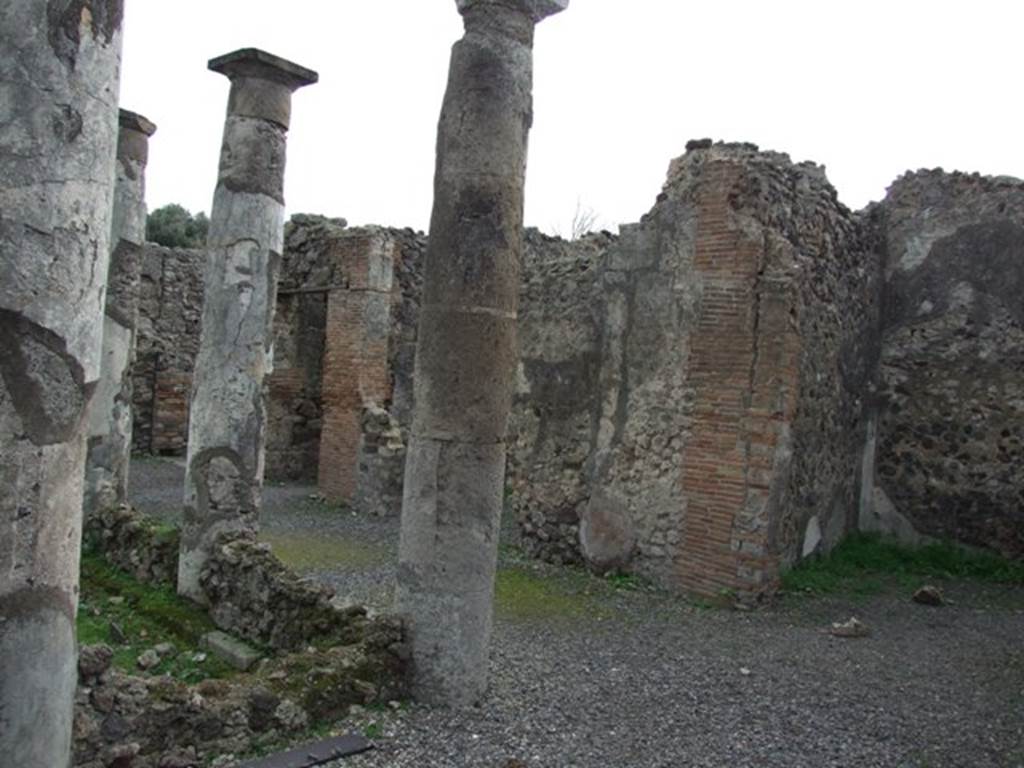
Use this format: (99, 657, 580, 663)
(828, 617, 871, 639)
(125, 458, 1024, 768)
(200, 631, 263, 672)
(912, 585, 945, 606)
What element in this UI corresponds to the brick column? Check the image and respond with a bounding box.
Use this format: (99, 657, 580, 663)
(676, 161, 800, 599)
(317, 232, 396, 503)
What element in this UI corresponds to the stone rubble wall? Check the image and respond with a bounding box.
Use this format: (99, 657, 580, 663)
(509, 143, 879, 598)
(76, 505, 409, 767)
(126, 158, 1024, 601)
(509, 230, 614, 564)
(74, 634, 405, 768)
(133, 245, 204, 455)
(869, 170, 1024, 558)
(83, 505, 179, 586)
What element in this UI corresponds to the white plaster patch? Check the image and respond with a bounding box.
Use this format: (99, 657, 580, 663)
(87, 317, 132, 438)
(802, 515, 822, 558)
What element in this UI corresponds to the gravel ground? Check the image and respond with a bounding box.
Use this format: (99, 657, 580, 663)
(130, 457, 1024, 768)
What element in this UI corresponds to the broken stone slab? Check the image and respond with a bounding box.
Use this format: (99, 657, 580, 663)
(829, 617, 871, 638)
(201, 631, 262, 671)
(137, 649, 161, 670)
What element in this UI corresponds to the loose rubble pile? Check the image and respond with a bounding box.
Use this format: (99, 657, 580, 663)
(76, 503, 409, 767)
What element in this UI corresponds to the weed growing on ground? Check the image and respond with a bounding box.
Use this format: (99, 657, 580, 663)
(259, 531, 387, 571)
(782, 533, 1024, 596)
(77, 552, 237, 682)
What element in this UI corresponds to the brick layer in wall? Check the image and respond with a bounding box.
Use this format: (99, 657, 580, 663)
(676, 161, 799, 597)
(151, 372, 192, 454)
(317, 233, 396, 503)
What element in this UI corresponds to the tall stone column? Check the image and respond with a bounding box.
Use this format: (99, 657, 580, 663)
(84, 110, 157, 517)
(179, 49, 317, 602)
(395, 0, 568, 705)
(0, 1, 123, 765)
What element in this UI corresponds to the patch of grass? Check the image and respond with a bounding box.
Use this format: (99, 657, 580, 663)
(77, 552, 236, 682)
(259, 531, 387, 572)
(494, 564, 605, 621)
(603, 570, 646, 591)
(782, 533, 1024, 596)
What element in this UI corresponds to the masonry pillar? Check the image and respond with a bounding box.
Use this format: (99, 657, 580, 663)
(179, 49, 317, 602)
(0, 2, 123, 765)
(395, 0, 568, 705)
(84, 110, 156, 517)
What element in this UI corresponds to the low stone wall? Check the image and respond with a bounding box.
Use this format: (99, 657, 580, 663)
(201, 533, 390, 652)
(84, 504, 179, 586)
(73, 637, 405, 768)
(77, 504, 409, 767)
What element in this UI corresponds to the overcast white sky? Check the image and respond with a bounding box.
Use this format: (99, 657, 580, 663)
(121, 1, 1022, 236)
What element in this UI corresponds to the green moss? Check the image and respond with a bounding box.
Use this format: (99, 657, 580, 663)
(782, 533, 1024, 596)
(494, 565, 605, 622)
(77, 552, 236, 682)
(259, 531, 387, 572)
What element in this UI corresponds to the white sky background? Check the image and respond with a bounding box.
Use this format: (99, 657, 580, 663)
(121, 0, 1023, 236)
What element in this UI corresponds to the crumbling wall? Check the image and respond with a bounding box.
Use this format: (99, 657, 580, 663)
(264, 215, 346, 482)
(508, 230, 612, 563)
(132, 245, 204, 455)
(311, 224, 425, 512)
(75, 503, 409, 767)
(869, 171, 1024, 558)
(510, 143, 879, 598)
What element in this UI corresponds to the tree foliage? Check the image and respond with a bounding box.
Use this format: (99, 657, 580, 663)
(146, 204, 209, 248)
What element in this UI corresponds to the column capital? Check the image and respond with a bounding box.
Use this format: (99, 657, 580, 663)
(456, 0, 569, 22)
(208, 48, 318, 91)
(118, 109, 157, 137)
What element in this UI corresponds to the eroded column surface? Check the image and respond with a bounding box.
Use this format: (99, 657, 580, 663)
(84, 109, 156, 517)
(179, 49, 317, 602)
(0, 1, 123, 765)
(395, 0, 568, 705)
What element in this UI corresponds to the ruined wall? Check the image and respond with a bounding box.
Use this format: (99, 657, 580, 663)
(131, 219, 425, 492)
(132, 245, 204, 455)
(509, 230, 614, 564)
(315, 225, 425, 511)
(869, 171, 1024, 558)
(509, 143, 879, 598)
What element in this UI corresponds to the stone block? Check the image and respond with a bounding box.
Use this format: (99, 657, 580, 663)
(200, 631, 262, 671)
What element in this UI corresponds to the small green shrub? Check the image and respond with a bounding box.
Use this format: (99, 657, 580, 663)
(782, 533, 1024, 595)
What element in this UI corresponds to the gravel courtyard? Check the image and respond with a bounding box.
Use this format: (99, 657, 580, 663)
(130, 457, 1024, 768)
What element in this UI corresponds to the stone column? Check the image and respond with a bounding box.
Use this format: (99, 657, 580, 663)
(395, 0, 568, 705)
(0, 2, 123, 765)
(84, 110, 157, 517)
(179, 49, 317, 602)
